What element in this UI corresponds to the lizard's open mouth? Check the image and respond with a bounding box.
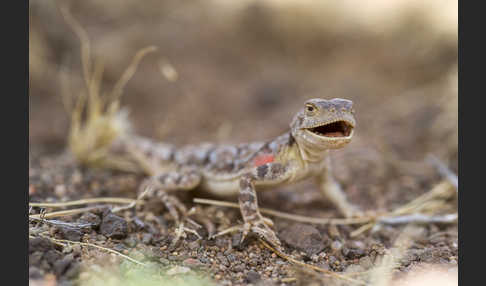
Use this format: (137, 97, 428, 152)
(307, 120, 354, 138)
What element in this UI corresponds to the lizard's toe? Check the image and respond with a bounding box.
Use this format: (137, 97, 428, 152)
(249, 218, 281, 249)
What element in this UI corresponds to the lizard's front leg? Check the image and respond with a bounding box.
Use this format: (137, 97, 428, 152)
(237, 162, 291, 248)
(316, 157, 361, 218)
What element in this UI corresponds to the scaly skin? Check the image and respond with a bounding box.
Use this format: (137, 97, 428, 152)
(94, 98, 358, 248)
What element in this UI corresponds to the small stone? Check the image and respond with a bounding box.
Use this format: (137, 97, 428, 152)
(246, 270, 261, 283)
(183, 258, 204, 268)
(100, 212, 128, 239)
(78, 212, 101, 229)
(159, 258, 170, 265)
(188, 240, 200, 250)
(141, 233, 153, 244)
(124, 236, 138, 248)
(350, 240, 366, 250)
(342, 247, 365, 259)
(60, 228, 83, 242)
(29, 267, 43, 279)
(44, 249, 62, 265)
(280, 224, 325, 256)
(54, 184, 67, 197)
(233, 264, 246, 272)
(53, 254, 74, 276)
(217, 253, 229, 266)
(331, 240, 343, 251)
(132, 217, 146, 231)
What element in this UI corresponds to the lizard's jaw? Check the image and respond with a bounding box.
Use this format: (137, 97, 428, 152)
(305, 120, 354, 140)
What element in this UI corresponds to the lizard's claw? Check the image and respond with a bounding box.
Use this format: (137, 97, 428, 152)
(212, 215, 281, 250)
(243, 217, 281, 249)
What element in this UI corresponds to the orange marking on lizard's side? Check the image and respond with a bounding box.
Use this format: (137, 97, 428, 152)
(253, 154, 275, 167)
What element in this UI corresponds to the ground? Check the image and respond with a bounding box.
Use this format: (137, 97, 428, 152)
(29, 1, 457, 285)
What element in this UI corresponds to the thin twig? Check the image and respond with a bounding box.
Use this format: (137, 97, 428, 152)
(29, 197, 136, 208)
(109, 46, 158, 103)
(194, 198, 373, 225)
(29, 216, 93, 230)
(29, 206, 104, 220)
(58, 4, 92, 90)
(378, 213, 458, 225)
(426, 154, 458, 191)
(31, 234, 147, 267)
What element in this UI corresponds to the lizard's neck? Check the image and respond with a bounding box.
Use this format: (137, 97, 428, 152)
(293, 132, 330, 163)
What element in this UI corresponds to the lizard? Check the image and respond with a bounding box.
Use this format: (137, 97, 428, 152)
(69, 96, 357, 249)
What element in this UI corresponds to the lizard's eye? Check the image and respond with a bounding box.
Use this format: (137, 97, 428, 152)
(305, 104, 317, 114)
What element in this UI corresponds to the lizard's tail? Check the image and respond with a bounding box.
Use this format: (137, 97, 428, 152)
(60, 6, 157, 172)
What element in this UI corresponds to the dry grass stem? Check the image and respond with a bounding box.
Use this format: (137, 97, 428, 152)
(29, 216, 92, 229)
(29, 207, 102, 220)
(29, 197, 136, 208)
(30, 234, 147, 267)
(426, 154, 458, 191)
(259, 238, 366, 285)
(378, 213, 457, 225)
(194, 198, 373, 225)
(109, 46, 158, 103)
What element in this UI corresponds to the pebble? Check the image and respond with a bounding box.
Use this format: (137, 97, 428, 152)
(60, 228, 83, 242)
(217, 253, 230, 266)
(331, 240, 343, 251)
(124, 237, 138, 248)
(188, 240, 200, 250)
(159, 258, 170, 265)
(246, 270, 261, 283)
(183, 258, 204, 268)
(279, 224, 325, 256)
(141, 233, 153, 244)
(100, 212, 128, 239)
(53, 254, 74, 276)
(233, 264, 246, 272)
(54, 184, 67, 197)
(78, 212, 101, 229)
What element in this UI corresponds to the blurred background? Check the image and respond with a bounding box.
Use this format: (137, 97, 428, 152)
(29, 0, 457, 208)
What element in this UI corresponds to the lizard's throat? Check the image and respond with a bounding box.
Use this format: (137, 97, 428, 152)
(294, 134, 331, 162)
(294, 129, 352, 162)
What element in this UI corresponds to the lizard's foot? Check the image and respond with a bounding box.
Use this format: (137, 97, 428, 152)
(212, 215, 281, 250)
(156, 192, 204, 246)
(170, 219, 202, 247)
(138, 180, 203, 246)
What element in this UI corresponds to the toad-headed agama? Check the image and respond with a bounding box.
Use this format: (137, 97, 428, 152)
(70, 97, 358, 248)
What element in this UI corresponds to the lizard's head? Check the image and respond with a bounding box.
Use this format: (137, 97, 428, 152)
(290, 98, 355, 160)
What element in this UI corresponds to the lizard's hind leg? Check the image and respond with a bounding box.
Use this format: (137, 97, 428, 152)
(139, 168, 202, 245)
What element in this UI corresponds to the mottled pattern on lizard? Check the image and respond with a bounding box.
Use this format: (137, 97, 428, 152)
(79, 98, 357, 248)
